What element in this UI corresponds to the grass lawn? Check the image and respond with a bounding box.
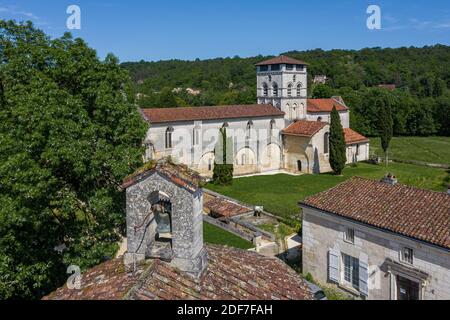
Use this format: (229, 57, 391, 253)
(370, 136, 450, 165)
(203, 221, 254, 249)
(207, 162, 449, 220)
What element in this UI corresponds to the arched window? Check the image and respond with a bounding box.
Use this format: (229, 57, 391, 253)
(287, 83, 293, 97)
(270, 119, 276, 136)
(317, 116, 323, 122)
(272, 83, 278, 97)
(297, 160, 302, 172)
(297, 83, 302, 97)
(165, 127, 174, 149)
(241, 153, 246, 165)
(293, 103, 298, 120)
(208, 158, 213, 171)
(222, 122, 229, 128)
(246, 121, 253, 140)
(262, 83, 268, 97)
(324, 132, 330, 154)
(286, 103, 291, 119)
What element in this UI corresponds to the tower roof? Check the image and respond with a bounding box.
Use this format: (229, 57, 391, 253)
(121, 158, 205, 192)
(255, 55, 308, 66)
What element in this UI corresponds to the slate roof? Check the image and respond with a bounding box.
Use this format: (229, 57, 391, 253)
(300, 177, 450, 250)
(344, 128, 370, 145)
(141, 104, 284, 124)
(122, 158, 205, 192)
(282, 120, 328, 137)
(43, 245, 313, 300)
(255, 55, 308, 66)
(307, 98, 348, 113)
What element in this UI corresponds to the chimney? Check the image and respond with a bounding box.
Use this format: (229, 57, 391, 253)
(381, 173, 398, 186)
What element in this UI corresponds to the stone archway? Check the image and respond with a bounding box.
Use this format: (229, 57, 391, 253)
(261, 143, 282, 171)
(198, 151, 215, 176)
(235, 147, 257, 175)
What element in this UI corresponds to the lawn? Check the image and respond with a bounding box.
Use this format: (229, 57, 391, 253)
(370, 136, 450, 165)
(207, 162, 449, 220)
(203, 221, 254, 249)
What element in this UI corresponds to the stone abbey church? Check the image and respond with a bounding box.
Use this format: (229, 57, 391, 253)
(141, 56, 370, 176)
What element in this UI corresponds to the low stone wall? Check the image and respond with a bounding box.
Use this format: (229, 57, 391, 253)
(203, 215, 253, 242)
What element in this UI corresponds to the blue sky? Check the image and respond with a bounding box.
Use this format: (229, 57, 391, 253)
(1, 0, 450, 62)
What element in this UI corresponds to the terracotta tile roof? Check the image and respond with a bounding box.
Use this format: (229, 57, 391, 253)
(300, 177, 450, 250)
(255, 55, 308, 66)
(43, 245, 313, 300)
(307, 98, 348, 113)
(122, 158, 205, 192)
(344, 128, 370, 145)
(141, 104, 284, 124)
(204, 197, 252, 218)
(282, 120, 327, 137)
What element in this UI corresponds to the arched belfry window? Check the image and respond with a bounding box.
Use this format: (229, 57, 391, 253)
(297, 83, 302, 97)
(150, 191, 172, 241)
(262, 83, 268, 97)
(287, 83, 293, 97)
(272, 83, 278, 97)
(165, 127, 174, 149)
(324, 132, 330, 154)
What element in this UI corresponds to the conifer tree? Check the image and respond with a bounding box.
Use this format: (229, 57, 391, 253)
(376, 97, 393, 164)
(329, 106, 347, 175)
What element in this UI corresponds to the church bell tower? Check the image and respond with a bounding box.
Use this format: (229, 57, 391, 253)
(256, 55, 308, 123)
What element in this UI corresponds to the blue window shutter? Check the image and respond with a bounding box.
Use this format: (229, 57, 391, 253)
(328, 249, 340, 283)
(359, 260, 369, 297)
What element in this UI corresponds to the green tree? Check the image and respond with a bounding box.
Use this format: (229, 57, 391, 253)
(311, 84, 334, 98)
(329, 106, 346, 175)
(212, 128, 234, 185)
(376, 97, 394, 164)
(0, 20, 147, 299)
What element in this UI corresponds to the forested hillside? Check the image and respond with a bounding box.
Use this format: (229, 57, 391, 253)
(122, 45, 450, 137)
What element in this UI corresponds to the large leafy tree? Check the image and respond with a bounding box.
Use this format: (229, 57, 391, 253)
(329, 106, 347, 175)
(0, 20, 147, 299)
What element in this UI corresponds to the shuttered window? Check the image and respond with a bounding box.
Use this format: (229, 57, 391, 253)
(359, 260, 369, 297)
(328, 249, 340, 283)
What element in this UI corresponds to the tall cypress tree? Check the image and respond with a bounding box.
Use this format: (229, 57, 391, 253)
(212, 128, 234, 185)
(329, 106, 347, 175)
(376, 97, 393, 164)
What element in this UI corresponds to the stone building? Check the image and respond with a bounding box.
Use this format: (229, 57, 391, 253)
(300, 176, 450, 300)
(44, 158, 313, 300)
(141, 55, 369, 177)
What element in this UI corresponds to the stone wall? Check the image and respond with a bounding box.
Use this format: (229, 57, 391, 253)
(124, 172, 207, 277)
